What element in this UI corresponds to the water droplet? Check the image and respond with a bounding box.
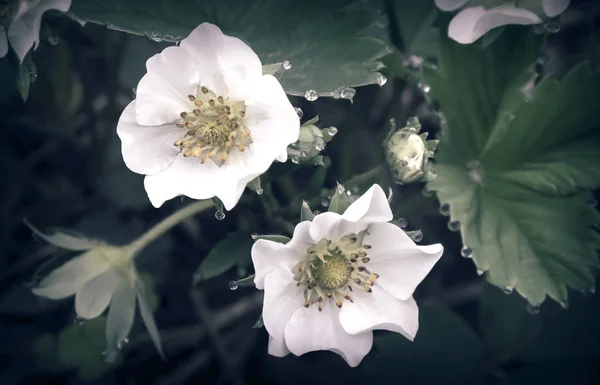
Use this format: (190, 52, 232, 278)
(545, 20, 561, 33)
(256, 188, 264, 195)
(149, 31, 164, 42)
(418, 82, 431, 93)
(410, 230, 423, 242)
(377, 73, 387, 86)
(48, 34, 59, 45)
(403, 55, 424, 70)
(74, 316, 84, 326)
(533, 24, 546, 35)
(327, 126, 338, 136)
(397, 218, 408, 229)
(117, 338, 129, 350)
(439, 203, 450, 216)
(476, 268, 484, 276)
(282, 60, 292, 70)
(321, 196, 330, 207)
(313, 210, 321, 215)
(346, 190, 352, 196)
(448, 220, 460, 232)
(228, 280, 238, 290)
(30, 71, 38, 83)
(460, 246, 472, 258)
(131, 88, 137, 98)
(299, 151, 308, 158)
(314, 137, 325, 151)
(526, 303, 540, 315)
(215, 210, 225, 220)
(341, 87, 356, 101)
(304, 89, 318, 102)
(291, 157, 300, 164)
(406, 116, 420, 127)
(332, 89, 342, 99)
(294, 107, 303, 119)
(502, 285, 514, 294)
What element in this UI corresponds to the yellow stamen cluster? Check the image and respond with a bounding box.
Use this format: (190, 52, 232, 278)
(173, 86, 251, 166)
(293, 230, 378, 311)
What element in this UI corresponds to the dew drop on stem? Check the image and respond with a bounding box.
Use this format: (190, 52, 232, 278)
(229, 280, 238, 290)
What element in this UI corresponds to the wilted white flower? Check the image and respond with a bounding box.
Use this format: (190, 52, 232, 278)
(117, 23, 299, 211)
(251, 184, 444, 366)
(0, 0, 71, 61)
(435, 0, 571, 44)
(29, 224, 164, 363)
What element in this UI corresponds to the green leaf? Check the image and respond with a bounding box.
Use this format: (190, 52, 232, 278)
(69, 0, 391, 96)
(425, 28, 600, 305)
(328, 183, 350, 214)
(361, 302, 487, 384)
(390, 0, 439, 57)
(300, 201, 315, 222)
(15, 54, 36, 101)
(193, 232, 254, 284)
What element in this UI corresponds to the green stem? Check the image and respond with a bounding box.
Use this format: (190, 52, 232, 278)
(129, 200, 213, 254)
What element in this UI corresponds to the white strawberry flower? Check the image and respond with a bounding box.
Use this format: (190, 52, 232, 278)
(251, 184, 444, 366)
(117, 22, 299, 211)
(0, 0, 71, 61)
(28, 224, 164, 363)
(435, 0, 571, 44)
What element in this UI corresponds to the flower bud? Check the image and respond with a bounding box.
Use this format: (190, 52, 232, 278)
(385, 117, 438, 184)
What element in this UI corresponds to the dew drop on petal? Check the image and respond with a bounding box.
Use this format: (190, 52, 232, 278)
(460, 246, 472, 258)
(117, 338, 129, 350)
(291, 157, 300, 164)
(410, 230, 423, 242)
(502, 285, 514, 294)
(229, 280, 239, 290)
(304, 90, 318, 102)
(545, 20, 561, 33)
(341, 87, 356, 101)
(282, 60, 292, 70)
(439, 203, 450, 216)
(526, 303, 541, 315)
(448, 220, 460, 232)
(294, 107, 303, 119)
(327, 126, 338, 136)
(377, 73, 387, 86)
(397, 217, 408, 229)
(215, 210, 225, 221)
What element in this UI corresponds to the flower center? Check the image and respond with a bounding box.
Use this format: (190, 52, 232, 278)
(293, 230, 379, 311)
(173, 85, 251, 167)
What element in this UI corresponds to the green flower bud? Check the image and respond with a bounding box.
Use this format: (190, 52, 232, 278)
(385, 117, 438, 184)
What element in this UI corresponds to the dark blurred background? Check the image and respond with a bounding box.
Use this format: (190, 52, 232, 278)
(1, 1, 600, 384)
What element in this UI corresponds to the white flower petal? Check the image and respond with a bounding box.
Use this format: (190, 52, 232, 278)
(339, 290, 419, 340)
(136, 278, 165, 359)
(104, 282, 136, 363)
(143, 154, 217, 208)
(252, 221, 313, 289)
(7, 0, 71, 62)
(284, 301, 373, 367)
(180, 23, 262, 85)
(117, 100, 184, 175)
(364, 222, 443, 300)
(135, 73, 194, 127)
(542, 0, 570, 17)
(25, 220, 99, 250)
(32, 250, 110, 300)
(435, 0, 469, 12)
(448, 5, 542, 44)
(262, 269, 304, 357)
(244, 75, 300, 153)
(74, 269, 123, 319)
(309, 184, 392, 241)
(0, 26, 8, 58)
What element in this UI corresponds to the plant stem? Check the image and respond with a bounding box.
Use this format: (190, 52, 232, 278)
(129, 200, 213, 253)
